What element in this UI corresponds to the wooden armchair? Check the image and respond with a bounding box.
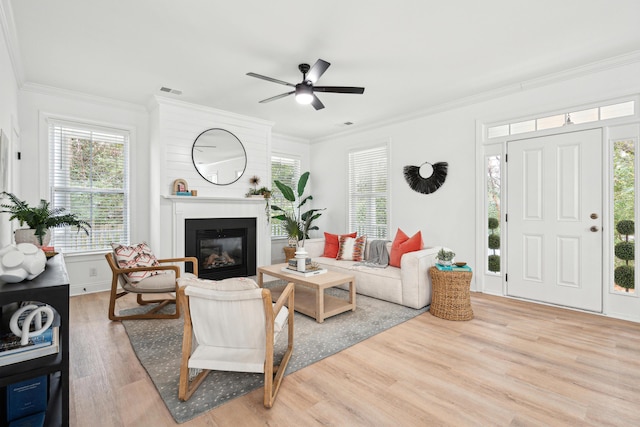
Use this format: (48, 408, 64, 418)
(104, 252, 198, 321)
(177, 278, 294, 408)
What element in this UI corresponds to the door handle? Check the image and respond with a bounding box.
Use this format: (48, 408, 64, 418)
(590, 226, 599, 232)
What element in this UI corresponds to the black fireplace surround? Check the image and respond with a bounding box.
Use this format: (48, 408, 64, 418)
(184, 217, 257, 280)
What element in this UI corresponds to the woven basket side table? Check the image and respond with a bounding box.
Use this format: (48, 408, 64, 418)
(428, 266, 474, 321)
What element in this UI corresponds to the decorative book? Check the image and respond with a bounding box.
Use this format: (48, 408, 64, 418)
(282, 267, 327, 277)
(287, 258, 311, 268)
(8, 411, 46, 427)
(6, 376, 48, 422)
(0, 327, 59, 367)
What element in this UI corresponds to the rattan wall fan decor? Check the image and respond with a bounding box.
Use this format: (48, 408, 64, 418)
(403, 161, 448, 194)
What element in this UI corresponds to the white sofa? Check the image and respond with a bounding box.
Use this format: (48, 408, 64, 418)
(302, 238, 441, 309)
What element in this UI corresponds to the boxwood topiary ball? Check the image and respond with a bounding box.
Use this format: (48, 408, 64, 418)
(488, 255, 500, 272)
(616, 220, 635, 236)
(488, 234, 500, 250)
(488, 217, 499, 230)
(615, 241, 634, 261)
(614, 265, 634, 290)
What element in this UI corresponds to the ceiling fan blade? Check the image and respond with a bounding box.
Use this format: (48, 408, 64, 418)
(311, 95, 325, 110)
(246, 72, 296, 87)
(314, 86, 365, 94)
(306, 59, 330, 83)
(259, 91, 295, 103)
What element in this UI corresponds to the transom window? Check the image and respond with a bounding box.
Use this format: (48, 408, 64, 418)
(487, 100, 635, 139)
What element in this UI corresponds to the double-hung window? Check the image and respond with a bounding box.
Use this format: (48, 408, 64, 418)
(48, 119, 129, 253)
(348, 145, 389, 239)
(270, 155, 300, 238)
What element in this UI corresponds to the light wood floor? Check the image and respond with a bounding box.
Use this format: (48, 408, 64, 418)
(69, 291, 640, 426)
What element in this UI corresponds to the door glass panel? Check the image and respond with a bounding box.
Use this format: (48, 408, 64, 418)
(487, 155, 501, 274)
(613, 139, 636, 295)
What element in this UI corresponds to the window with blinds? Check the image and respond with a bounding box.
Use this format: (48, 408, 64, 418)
(348, 145, 389, 239)
(271, 155, 300, 238)
(48, 120, 129, 253)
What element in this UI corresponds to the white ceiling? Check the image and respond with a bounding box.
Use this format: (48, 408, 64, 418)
(7, 0, 640, 140)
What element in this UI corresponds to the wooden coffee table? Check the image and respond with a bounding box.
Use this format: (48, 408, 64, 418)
(257, 264, 356, 323)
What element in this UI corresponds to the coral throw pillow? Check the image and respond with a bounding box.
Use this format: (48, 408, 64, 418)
(322, 232, 357, 258)
(336, 235, 367, 261)
(389, 229, 423, 267)
(111, 242, 162, 283)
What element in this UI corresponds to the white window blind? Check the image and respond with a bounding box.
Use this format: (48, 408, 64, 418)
(348, 145, 388, 239)
(271, 155, 300, 238)
(48, 120, 129, 253)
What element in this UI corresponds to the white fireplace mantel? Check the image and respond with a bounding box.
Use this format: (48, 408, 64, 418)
(160, 195, 271, 268)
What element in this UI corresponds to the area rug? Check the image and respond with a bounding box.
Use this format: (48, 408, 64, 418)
(121, 282, 428, 423)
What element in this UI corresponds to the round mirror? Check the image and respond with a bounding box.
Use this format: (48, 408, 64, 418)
(192, 128, 247, 185)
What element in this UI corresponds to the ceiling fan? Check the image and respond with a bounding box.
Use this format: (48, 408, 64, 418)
(246, 59, 365, 110)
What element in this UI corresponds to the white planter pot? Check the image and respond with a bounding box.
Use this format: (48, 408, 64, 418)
(14, 229, 51, 247)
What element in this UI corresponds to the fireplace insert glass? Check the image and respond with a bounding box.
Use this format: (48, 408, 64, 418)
(199, 230, 243, 270)
(185, 217, 257, 280)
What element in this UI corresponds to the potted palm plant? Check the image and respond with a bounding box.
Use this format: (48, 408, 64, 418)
(271, 171, 325, 251)
(1, 192, 91, 246)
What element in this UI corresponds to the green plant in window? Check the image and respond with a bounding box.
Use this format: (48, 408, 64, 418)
(488, 255, 501, 273)
(271, 171, 325, 246)
(488, 217, 500, 272)
(615, 265, 634, 291)
(614, 219, 634, 291)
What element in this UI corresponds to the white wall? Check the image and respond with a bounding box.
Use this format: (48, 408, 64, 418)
(310, 60, 640, 297)
(151, 97, 274, 266)
(0, 10, 19, 248)
(17, 86, 150, 295)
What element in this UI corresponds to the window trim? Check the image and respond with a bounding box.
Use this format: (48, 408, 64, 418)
(42, 112, 132, 254)
(347, 142, 390, 240)
(270, 153, 302, 239)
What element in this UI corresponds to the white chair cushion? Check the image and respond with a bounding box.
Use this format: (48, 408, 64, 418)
(189, 346, 266, 373)
(178, 276, 259, 291)
(183, 278, 289, 374)
(122, 270, 177, 293)
(273, 303, 289, 337)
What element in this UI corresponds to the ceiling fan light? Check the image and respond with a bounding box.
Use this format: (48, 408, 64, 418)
(295, 84, 313, 104)
(295, 93, 313, 104)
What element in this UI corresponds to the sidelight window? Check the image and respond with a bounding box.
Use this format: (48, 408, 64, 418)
(612, 139, 636, 295)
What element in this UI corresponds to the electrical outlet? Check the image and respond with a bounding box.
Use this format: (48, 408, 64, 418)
(89, 267, 98, 277)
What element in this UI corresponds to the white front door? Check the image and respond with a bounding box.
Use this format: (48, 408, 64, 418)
(507, 129, 603, 312)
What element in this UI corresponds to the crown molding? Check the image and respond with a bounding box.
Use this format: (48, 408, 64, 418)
(311, 50, 640, 144)
(21, 82, 147, 113)
(0, 0, 24, 87)
(272, 132, 310, 145)
(151, 95, 274, 128)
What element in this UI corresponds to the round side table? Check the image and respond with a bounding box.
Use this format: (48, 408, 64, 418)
(428, 266, 474, 321)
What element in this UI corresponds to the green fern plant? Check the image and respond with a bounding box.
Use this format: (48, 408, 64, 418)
(1, 192, 91, 245)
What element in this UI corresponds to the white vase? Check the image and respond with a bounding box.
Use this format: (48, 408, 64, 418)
(295, 245, 308, 272)
(14, 229, 51, 247)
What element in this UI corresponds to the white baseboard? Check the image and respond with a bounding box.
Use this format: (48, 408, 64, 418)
(70, 281, 110, 296)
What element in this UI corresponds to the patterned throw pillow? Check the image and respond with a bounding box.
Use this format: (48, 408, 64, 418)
(336, 235, 367, 261)
(322, 232, 358, 258)
(111, 242, 163, 282)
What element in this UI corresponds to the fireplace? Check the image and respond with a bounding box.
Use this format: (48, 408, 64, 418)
(184, 218, 257, 280)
